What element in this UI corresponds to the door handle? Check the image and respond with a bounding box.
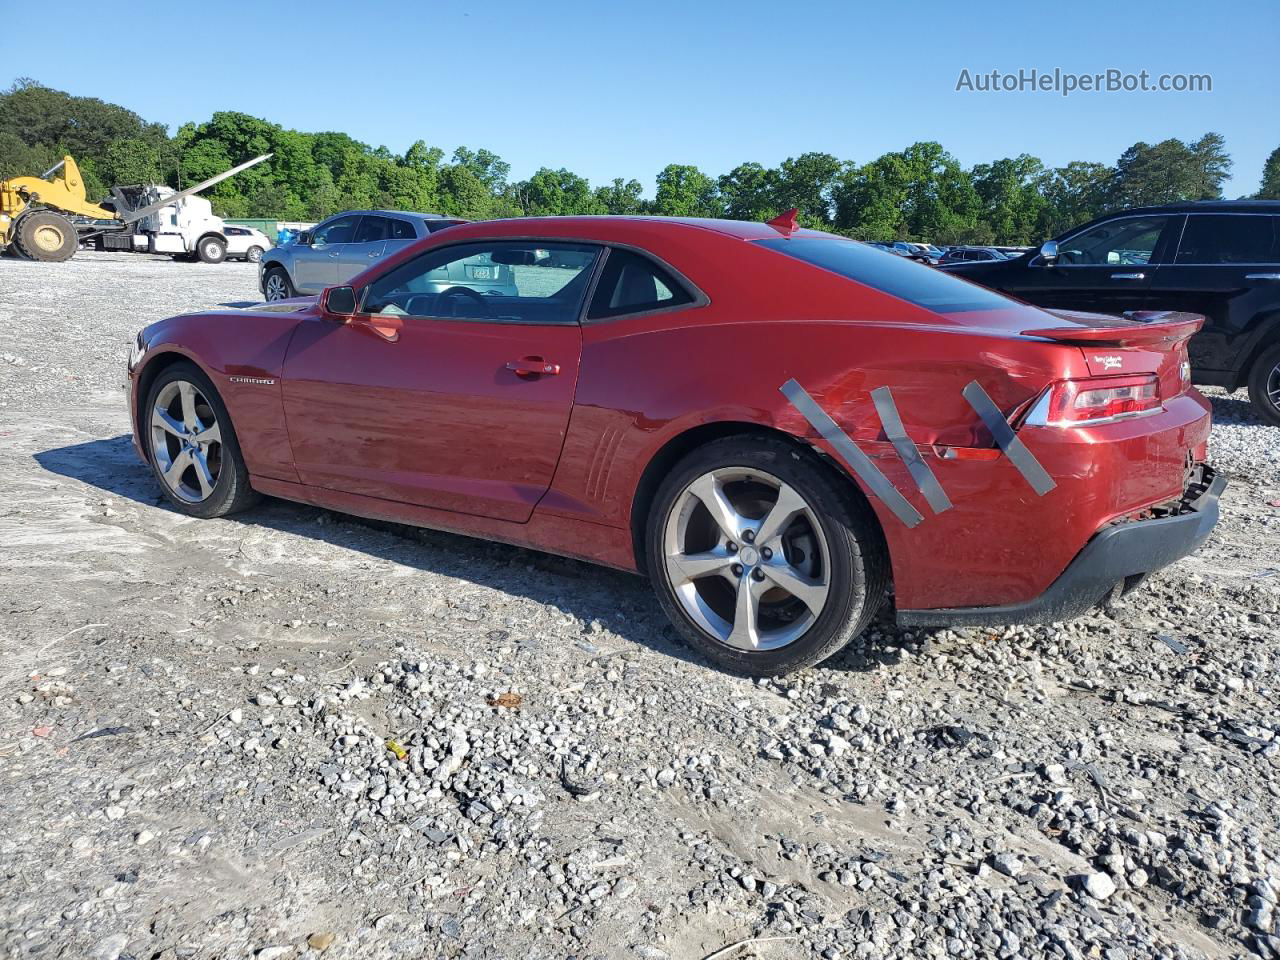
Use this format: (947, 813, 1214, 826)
(505, 356, 561, 376)
(1245, 273, 1280, 281)
(1110, 272, 1146, 280)
(328, 251, 340, 258)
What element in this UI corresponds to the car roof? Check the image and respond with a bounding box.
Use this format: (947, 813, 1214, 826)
(1109, 200, 1280, 216)
(332, 210, 464, 220)
(440, 215, 838, 242)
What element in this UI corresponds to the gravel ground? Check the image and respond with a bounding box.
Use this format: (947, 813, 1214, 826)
(1, 251, 1278, 960)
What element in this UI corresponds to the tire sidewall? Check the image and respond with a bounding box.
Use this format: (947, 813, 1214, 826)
(646, 437, 878, 676)
(198, 238, 226, 264)
(19, 212, 78, 262)
(1247, 343, 1280, 427)
(143, 362, 245, 519)
(264, 268, 291, 301)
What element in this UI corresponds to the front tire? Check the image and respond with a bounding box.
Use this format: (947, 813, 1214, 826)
(263, 267, 295, 301)
(646, 435, 888, 676)
(1246, 342, 1280, 428)
(196, 236, 227, 264)
(15, 211, 79, 262)
(246, 245, 264, 263)
(144, 362, 259, 519)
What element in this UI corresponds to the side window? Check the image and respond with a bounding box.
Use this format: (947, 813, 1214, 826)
(312, 215, 358, 247)
(388, 218, 417, 240)
(1058, 216, 1169, 266)
(587, 248, 696, 320)
(361, 241, 601, 324)
(353, 216, 390, 244)
(1176, 215, 1280, 265)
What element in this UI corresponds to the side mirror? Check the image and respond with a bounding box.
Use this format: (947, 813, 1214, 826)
(321, 285, 357, 317)
(1039, 240, 1059, 264)
(297, 231, 312, 245)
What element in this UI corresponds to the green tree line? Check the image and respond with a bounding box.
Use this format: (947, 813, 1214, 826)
(3, 78, 1277, 245)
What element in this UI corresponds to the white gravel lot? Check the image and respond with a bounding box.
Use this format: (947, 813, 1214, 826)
(1, 251, 1279, 960)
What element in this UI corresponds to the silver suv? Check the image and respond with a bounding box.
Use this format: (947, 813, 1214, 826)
(258, 210, 467, 301)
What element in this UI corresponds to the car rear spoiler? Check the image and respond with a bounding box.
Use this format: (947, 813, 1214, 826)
(1022, 311, 1204, 347)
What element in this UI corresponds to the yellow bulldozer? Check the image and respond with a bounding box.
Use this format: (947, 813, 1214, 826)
(0, 156, 109, 261)
(0, 153, 271, 263)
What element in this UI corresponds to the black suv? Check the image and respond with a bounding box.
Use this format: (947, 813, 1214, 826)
(940, 201, 1280, 425)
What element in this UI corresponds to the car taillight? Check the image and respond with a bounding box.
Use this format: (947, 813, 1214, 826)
(1026, 374, 1162, 426)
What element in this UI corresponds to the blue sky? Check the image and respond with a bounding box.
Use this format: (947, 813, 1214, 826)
(9, 0, 1275, 198)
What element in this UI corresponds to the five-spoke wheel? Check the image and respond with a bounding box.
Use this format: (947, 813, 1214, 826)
(663, 467, 831, 651)
(151, 380, 223, 503)
(144, 363, 259, 519)
(648, 435, 887, 675)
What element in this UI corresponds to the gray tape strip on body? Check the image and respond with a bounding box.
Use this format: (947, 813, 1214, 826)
(780, 379, 924, 529)
(870, 386, 953, 514)
(962, 380, 1057, 496)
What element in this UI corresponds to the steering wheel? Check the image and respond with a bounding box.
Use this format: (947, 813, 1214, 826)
(435, 286, 490, 318)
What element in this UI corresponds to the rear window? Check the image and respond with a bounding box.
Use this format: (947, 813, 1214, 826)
(587, 248, 695, 319)
(1176, 214, 1280, 265)
(388, 218, 416, 240)
(757, 236, 1015, 313)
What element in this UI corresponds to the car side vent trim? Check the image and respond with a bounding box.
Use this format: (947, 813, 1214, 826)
(780, 379, 924, 529)
(870, 386, 953, 515)
(962, 381, 1057, 496)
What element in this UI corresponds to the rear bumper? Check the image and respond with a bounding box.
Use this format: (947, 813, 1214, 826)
(897, 464, 1225, 628)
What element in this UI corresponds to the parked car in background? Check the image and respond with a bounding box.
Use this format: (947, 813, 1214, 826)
(939, 201, 1280, 425)
(128, 214, 1221, 676)
(939, 246, 1014, 264)
(223, 225, 272, 263)
(259, 210, 467, 301)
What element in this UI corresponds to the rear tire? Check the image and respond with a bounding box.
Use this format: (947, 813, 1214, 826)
(263, 266, 295, 301)
(646, 435, 888, 676)
(1246, 342, 1280, 427)
(15, 211, 78, 262)
(196, 236, 227, 264)
(246, 245, 264, 263)
(143, 362, 260, 519)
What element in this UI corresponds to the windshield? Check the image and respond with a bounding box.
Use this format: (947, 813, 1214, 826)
(757, 236, 1017, 313)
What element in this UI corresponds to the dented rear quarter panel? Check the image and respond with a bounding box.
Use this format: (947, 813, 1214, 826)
(544, 273, 1208, 610)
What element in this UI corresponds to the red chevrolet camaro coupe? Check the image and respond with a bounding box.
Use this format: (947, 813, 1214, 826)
(127, 213, 1224, 675)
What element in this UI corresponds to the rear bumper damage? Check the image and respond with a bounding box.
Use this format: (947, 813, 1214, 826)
(897, 464, 1225, 628)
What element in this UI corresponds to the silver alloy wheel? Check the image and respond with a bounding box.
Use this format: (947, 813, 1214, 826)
(264, 272, 288, 301)
(247, 246, 263, 263)
(663, 466, 831, 651)
(1269, 361, 1280, 408)
(150, 380, 222, 503)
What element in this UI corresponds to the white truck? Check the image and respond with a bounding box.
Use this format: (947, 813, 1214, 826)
(94, 154, 273, 263)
